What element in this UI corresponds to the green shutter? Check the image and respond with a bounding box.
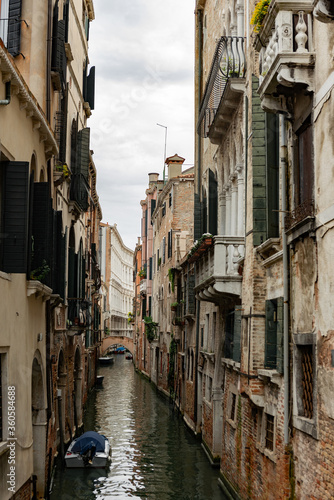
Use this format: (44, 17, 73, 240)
(266, 113, 279, 238)
(149, 257, 152, 280)
(3, 161, 29, 273)
(252, 75, 267, 246)
(208, 169, 218, 236)
(265, 299, 277, 369)
(233, 306, 242, 363)
(276, 297, 284, 373)
(187, 273, 195, 316)
(77, 128, 90, 180)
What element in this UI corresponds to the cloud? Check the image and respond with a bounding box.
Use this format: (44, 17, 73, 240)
(89, 1, 195, 249)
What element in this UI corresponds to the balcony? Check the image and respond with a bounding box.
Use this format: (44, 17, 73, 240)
(254, 1, 315, 113)
(197, 36, 246, 145)
(67, 298, 90, 328)
(140, 279, 147, 295)
(194, 236, 244, 303)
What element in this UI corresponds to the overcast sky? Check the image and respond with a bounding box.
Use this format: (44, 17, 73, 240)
(88, 1, 195, 250)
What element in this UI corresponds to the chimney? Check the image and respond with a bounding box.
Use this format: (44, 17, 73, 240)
(148, 172, 159, 185)
(166, 154, 185, 180)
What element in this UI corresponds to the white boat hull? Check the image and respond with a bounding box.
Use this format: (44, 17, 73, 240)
(65, 435, 111, 468)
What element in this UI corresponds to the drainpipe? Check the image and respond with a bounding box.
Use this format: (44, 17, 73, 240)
(0, 81, 11, 105)
(280, 114, 289, 446)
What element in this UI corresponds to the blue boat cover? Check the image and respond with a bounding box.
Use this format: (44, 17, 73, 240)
(72, 432, 106, 453)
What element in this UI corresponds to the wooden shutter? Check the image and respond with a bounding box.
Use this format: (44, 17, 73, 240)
(77, 128, 90, 179)
(145, 208, 148, 236)
(252, 75, 267, 246)
(265, 299, 277, 369)
(7, 0, 22, 57)
(202, 188, 207, 235)
(266, 113, 279, 238)
(86, 66, 95, 110)
(3, 161, 29, 273)
(63, 0, 69, 43)
(224, 310, 234, 359)
(162, 237, 166, 264)
(142, 296, 147, 319)
(149, 257, 152, 280)
(276, 297, 284, 373)
(187, 273, 195, 316)
(81, 256, 86, 299)
(68, 247, 75, 298)
(233, 306, 242, 363)
(208, 169, 218, 236)
(194, 193, 202, 241)
(151, 199, 156, 222)
(148, 296, 152, 317)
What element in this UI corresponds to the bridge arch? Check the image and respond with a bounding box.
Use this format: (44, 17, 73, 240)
(102, 336, 134, 356)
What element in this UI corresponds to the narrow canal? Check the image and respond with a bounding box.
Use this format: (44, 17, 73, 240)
(50, 355, 227, 499)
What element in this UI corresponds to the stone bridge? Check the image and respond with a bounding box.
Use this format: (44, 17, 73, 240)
(101, 335, 134, 356)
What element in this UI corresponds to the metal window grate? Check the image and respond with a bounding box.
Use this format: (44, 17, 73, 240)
(301, 346, 313, 419)
(265, 414, 274, 451)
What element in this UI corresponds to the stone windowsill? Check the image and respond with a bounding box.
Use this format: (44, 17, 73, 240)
(0, 441, 9, 457)
(257, 369, 282, 386)
(222, 358, 241, 371)
(0, 271, 11, 282)
(227, 417, 237, 430)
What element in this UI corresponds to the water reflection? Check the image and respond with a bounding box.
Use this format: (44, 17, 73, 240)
(51, 356, 226, 499)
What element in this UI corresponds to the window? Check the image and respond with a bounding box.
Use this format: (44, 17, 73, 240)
(293, 334, 317, 437)
(168, 190, 172, 207)
(294, 116, 314, 208)
(208, 169, 218, 236)
(224, 306, 242, 363)
(265, 414, 274, 452)
(265, 297, 283, 373)
(162, 202, 166, 217)
(0, 0, 22, 56)
(167, 230, 172, 259)
(230, 392, 236, 421)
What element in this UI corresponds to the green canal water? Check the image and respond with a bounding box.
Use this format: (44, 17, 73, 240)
(50, 355, 227, 499)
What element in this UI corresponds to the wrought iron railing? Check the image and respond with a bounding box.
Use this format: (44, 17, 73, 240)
(285, 199, 314, 231)
(197, 36, 246, 138)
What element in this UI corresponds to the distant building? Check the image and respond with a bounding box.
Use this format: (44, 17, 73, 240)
(100, 223, 134, 341)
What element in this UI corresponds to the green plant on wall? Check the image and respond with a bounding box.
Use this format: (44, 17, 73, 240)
(168, 268, 175, 292)
(250, 0, 271, 33)
(30, 260, 50, 282)
(143, 316, 158, 342)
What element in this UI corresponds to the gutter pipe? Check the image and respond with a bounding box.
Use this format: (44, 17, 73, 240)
(280, 114, 289, 445)
(0, 81, 11, 105)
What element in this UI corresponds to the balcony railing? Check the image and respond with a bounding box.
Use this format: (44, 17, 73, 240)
(195, 236, 244, 302)
(255, 1, 315, 108)
(197, 36, 246, 139)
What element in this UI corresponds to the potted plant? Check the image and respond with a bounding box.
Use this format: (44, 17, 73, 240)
(138, 268, 146, 280)
(171, 302, 178, 312)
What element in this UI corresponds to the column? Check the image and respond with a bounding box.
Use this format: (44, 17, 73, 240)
(236, 164, 244, 237)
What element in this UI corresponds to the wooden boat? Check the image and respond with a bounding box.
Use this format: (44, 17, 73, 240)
(98, 356, 114, 365)
(65, 431, 111, 468)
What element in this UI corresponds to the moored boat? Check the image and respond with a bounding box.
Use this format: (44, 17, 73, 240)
(98, 356, 114, 365)
(65, 431, 111, 468)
